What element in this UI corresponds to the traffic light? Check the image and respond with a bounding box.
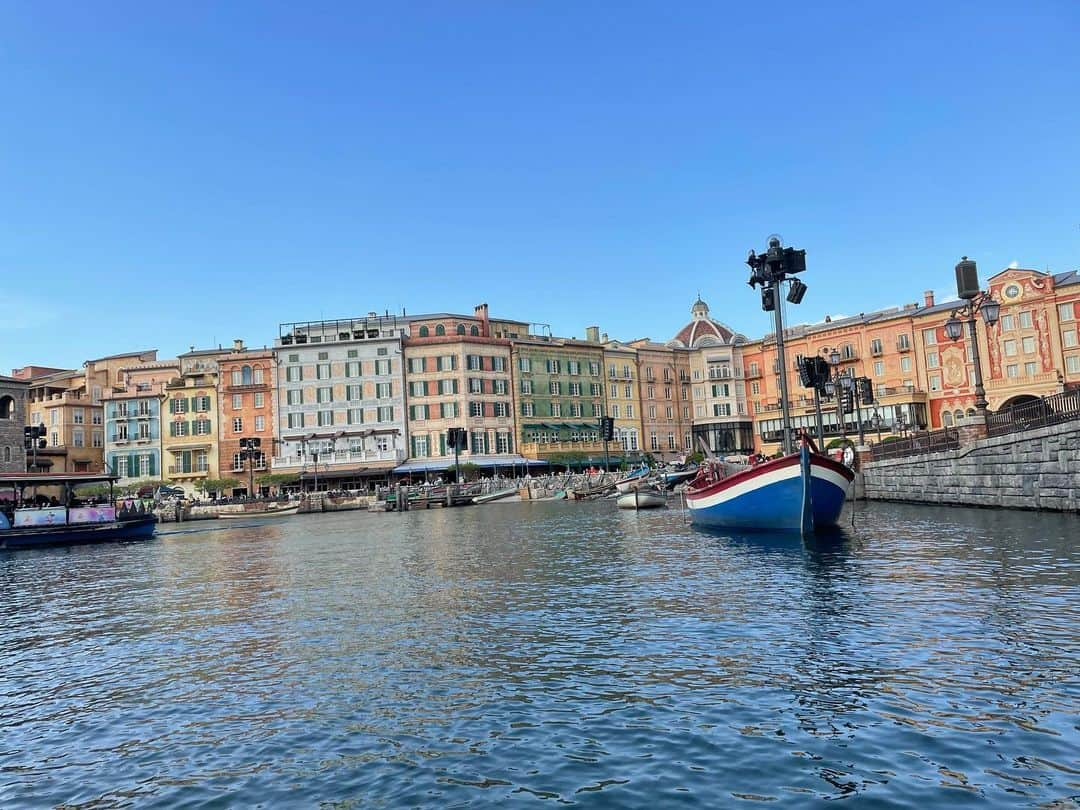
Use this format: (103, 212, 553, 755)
(600, 416, 615, 442)
(840, 388, 855, 414)
(447, 427, 467, 451)
(786, 279, 807, 304)
(857, 377, 874, 406)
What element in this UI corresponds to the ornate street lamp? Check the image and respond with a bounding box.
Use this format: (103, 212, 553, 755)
(944, 256, 1000, 424)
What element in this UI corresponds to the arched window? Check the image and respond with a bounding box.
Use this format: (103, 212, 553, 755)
(456, 324, 466, 335)
(954, 410, 964, 425)
(435, 324, 446, 336)
(470, 325, 480, 336)
(0, 395, 13, 420)
(241, 365, 253, 385)
(942, 411, 953, 427)
(966, 408, 976, 417)
(3, 446, 10, 462)
(418, 326, 429, 337)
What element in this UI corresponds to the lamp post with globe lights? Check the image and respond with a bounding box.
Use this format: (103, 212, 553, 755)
(943, 257, 1000, 426)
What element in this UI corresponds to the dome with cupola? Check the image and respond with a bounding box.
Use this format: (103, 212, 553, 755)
(667, 297, 744, 348)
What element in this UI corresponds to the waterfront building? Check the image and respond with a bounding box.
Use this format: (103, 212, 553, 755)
(741, 307, 931, 454)
(217, 342, 275, 495)
(738, 266, 1080, 453)
(601, 339, 644, 461)
(273, 314, 409, 489)
(626, 338, 694, 463)
(15, 351, 156, 473)
(162, 348, 226, 492)
(402, 305, 521, 471)
(510, 329, 608, 467)
(667, 298, 755, 458)
(102, 358, 180, 485)
(912, 268, 1080, 426)
(0, 376, 28, 473)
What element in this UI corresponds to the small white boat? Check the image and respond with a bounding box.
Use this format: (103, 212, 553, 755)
(614, 467, 651, 494)
(217, 505, 300, 519)
(616, 487, 667, 510)
(472, 488, 522, 504)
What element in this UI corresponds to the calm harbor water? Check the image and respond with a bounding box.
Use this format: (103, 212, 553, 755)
(2, 501, 1078, 808)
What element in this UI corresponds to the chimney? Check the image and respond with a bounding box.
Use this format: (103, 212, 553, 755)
(585, 326, 600, 343)
(923, 290, 935, 308)
(601, 332, 608, 342)
(824, 316, 831, 323)
(473, 303, 490, 336)
(233, 339, 244, 352)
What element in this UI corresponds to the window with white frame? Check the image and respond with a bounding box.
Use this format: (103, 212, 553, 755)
(519, 357, 531, 373)
(377, 406, 394, 422)
(551, 402, 561, 417)
(233, 417, 243, 432)
(470, 402, 483, 417)
(521, 402, 535, 416)
(376, 382, 392, 398)
(317, 410, 334, 426)
(1058, 303, 1075, 322)
(255, 415, 265, 432)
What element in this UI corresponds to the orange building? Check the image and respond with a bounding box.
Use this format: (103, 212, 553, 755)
(740, 266, 1080, 453)
(217, 343, 276, 495)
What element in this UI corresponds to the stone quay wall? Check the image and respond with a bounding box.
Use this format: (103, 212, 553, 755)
(861, 422, 1080, 512)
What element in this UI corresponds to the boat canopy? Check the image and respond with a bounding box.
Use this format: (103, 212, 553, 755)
(0, 472, 120, 487)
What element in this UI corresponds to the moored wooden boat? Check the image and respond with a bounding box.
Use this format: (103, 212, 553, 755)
(613, 466, 651, 494)
(217, 505, 300, 519)
(616, 486, 667, 510)
(472, 488, 521, 504)
(684, 439, 853, 532)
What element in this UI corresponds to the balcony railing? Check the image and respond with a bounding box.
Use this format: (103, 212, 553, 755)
(272, 449, 405, 468)
(168, 466, 209, 476)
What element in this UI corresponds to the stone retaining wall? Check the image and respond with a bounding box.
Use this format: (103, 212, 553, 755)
(861, 422, 1080, 512)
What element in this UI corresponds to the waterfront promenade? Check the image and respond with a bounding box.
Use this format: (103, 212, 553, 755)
(1, 501, 1077, 806)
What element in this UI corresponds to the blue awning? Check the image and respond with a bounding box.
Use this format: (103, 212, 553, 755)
(392, 454, 546, 474)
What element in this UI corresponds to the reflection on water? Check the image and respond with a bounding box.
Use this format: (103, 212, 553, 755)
(1, 501, 1078, 807)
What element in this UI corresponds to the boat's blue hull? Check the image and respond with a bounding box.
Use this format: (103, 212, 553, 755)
(0, 516, 157, 550)
(685, 447, 853, 533)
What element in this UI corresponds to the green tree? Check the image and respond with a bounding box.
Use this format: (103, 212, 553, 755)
(457, 462, 480, 482)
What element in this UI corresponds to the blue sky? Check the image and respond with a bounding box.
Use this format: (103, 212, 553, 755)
(2, 1, 1077, 373)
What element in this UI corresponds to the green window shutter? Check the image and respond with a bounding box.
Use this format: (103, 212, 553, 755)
(453, 379, 459, 394)
(148, 455, 156, 476)
(439, 434, 446, 456)
(423, 381, 430, 396)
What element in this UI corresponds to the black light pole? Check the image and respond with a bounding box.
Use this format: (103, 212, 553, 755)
(944, 257, 1000, 426)
(746, 236, 808, 455)
(239, 437, 262, 497)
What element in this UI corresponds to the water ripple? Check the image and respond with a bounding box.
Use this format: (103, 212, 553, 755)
(2, 502, 1078, 807)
